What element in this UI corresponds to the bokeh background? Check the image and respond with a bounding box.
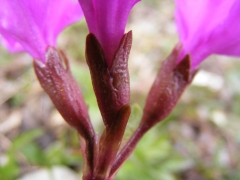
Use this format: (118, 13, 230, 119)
(1, 1, 240, 180)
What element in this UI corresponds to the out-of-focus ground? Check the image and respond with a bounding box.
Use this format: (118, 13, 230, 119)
(1, 1, 240, 180)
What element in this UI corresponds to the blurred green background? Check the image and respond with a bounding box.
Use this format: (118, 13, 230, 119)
(1, 1, 240, 180)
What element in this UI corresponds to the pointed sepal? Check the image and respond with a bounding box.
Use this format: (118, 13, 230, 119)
(85, 31, 132, 128)
(33, 47, 97, 177)
(140, 45, 197, 131)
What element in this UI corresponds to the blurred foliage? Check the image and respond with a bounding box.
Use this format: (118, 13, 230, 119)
(116, 119, 189, 180)
(0, 129, 83, 180)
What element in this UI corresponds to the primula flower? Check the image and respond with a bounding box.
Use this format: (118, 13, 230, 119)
(78, 0, 140, 66)
(175, 0, 240, 70)
(0, 0, 83, 63)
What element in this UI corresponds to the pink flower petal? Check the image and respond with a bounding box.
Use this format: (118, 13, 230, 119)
(79, 0, 140, 67)
(0, 0, 83, 63)
(0, 36, 24, 53)
(174, 0, 240, 69)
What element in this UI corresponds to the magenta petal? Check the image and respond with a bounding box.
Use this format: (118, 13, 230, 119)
(0, 36, 24, 53)
(79, 0, 140, 66)
(213, 1, 240, 56)
(0, 0, 83, 63)
(174, 0, 240, 69)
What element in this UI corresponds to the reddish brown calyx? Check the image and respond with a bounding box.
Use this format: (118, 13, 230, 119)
(85, 31, 132, 129)
(140, 45, 197, 131)
(33, 47, 97, 175)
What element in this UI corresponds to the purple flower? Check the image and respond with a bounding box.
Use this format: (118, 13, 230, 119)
(78, 0, 140, 67)
(0, 0, 83, 63)
(175, 0, 240, 70)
